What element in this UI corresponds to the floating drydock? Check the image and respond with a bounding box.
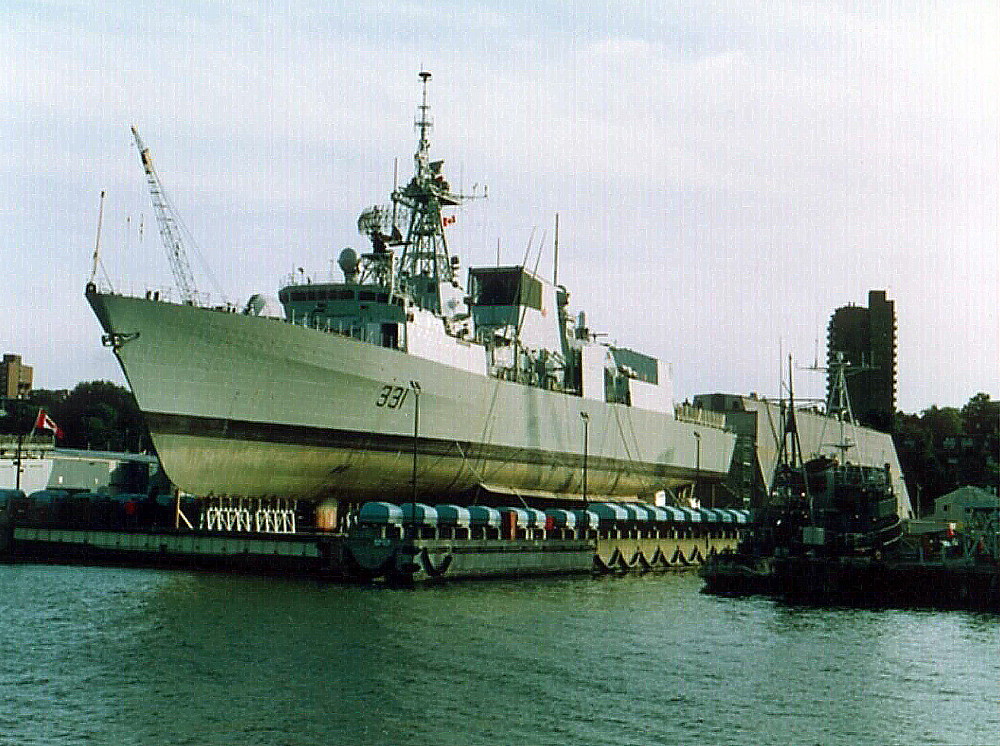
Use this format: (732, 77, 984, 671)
(695, 393, 914, 519)
(0, 437, 159, 496)
(1, 496, 749, 582)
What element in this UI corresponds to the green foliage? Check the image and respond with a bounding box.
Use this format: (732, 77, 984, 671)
(918, 405, 963, 438)
(894, 393, 1000, 515)
(1, 381, 152, 453)
(962, 392, 1000, 435)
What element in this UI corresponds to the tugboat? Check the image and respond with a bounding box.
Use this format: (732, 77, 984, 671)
(701, 356, 903, 600)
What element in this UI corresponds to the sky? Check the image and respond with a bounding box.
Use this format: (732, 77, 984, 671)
(2, 1, 997, 413)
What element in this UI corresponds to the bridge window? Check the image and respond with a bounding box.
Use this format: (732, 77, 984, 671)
(470, 268, 542, 310)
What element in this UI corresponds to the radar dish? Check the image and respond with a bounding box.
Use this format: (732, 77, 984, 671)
(357, 205, 398, 238)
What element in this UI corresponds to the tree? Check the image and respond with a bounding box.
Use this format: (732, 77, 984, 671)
(919, 405, 963, 439)
(3, 381, 154, 453)
(961, 392, 999, 435)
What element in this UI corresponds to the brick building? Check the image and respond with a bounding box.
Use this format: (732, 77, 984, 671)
(1, 354, 33, 398)
(827, 290, 897, 432)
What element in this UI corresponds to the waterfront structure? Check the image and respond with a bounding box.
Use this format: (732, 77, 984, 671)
(0, 442, 159, 495)
(86, 72, 734, 508)
(0, 354, 33, 398)
(931, 485, 1000, 530)
(826, 290, 897, 432)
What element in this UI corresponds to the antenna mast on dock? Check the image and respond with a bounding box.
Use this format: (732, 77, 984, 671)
(804, 351, 874, 462)
(131, 126, 199, 305)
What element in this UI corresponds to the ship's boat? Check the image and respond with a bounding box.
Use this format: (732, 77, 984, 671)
(86, 73, 735, 504)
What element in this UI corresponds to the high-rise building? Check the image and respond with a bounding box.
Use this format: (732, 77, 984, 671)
(827, 290, 897, 432)
(0, 354, 33, 398)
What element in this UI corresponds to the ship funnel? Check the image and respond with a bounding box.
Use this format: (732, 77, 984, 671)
(338, 248, 360, 282)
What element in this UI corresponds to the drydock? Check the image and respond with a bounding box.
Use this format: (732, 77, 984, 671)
(1, 495, 748, 582)
(2, 72, 756, 583)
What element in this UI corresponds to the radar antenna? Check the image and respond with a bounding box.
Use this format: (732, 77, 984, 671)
(355, 71, 485, 313)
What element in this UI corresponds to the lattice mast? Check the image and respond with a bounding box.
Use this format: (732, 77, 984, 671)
(355, 71, 483, 312)
(397, 71, 463, 294)
(131, 126, 199, 305)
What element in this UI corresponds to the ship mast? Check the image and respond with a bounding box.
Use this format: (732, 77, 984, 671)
(356, 72, 483, 312)
(391, 71, 467, 312)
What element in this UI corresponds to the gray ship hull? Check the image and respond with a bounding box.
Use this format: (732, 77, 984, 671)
(88, 290, 735, 502)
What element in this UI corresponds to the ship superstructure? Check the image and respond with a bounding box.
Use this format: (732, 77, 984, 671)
(86, 72, 735, 506)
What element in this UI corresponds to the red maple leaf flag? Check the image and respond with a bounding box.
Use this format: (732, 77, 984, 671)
(33, 408, 64, 440)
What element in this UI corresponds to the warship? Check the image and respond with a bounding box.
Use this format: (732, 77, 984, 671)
(86, 72, 734, 506)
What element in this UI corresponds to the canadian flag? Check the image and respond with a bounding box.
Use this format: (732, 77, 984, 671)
(33, 409, 64, 439)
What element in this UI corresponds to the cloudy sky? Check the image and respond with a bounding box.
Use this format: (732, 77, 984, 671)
(3, 1, 997, 412)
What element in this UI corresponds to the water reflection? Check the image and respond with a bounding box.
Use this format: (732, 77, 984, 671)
(1, 566, 997, 746)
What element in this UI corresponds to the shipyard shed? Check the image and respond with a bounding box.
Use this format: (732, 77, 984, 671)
(931, 486, 1000, 530)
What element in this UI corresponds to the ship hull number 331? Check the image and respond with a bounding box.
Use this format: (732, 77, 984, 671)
(375, 384, 409, 409)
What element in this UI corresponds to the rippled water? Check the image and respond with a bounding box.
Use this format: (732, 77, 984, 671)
(1, 564, 997, 745)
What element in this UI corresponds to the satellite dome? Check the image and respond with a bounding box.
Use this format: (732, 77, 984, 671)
(338, 248, 359, 281)
(243, 293, 283, 318)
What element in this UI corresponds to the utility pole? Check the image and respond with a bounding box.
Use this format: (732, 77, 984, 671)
(693, 431, 702, 506)
(580, 411, 590, 507)
(14, 431, 24, 492)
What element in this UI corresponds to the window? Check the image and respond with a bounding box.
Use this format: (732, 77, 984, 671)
(470, 268, 542, 310)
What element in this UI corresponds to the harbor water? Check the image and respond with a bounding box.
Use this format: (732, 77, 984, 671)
(1, 565, 997, 746)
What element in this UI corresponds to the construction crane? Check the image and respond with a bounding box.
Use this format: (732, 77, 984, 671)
(131, 126, 200, 305)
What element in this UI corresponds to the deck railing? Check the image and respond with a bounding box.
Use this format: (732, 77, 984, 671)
(675, 404, 727, 429)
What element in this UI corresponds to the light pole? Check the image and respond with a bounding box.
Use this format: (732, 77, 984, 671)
(1, 398, 28, 492)
(409, 380, 421, 539)
(14, 432, 24, 492)
(693, 430, 701, 507)
(580, 412, 590, 508)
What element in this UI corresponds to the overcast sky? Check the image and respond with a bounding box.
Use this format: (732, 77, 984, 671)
(3, 1, 997, 412)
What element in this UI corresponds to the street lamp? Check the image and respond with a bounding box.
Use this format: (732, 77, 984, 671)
(580, 411, 590, 508)
(1, 398, 31, 492)
(409, 380, 421, 539)
(693, 430, 701, 507)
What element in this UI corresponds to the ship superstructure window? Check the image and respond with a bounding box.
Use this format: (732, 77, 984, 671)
(469, 267, 542, 310)
(358, 291, 390, 303)
(282, 287, 358, 303)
